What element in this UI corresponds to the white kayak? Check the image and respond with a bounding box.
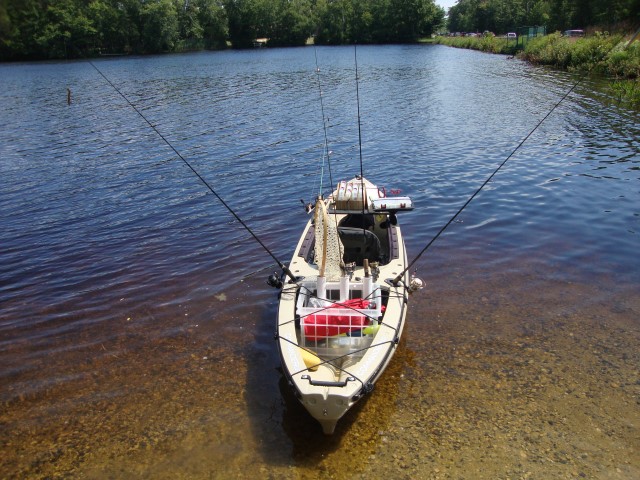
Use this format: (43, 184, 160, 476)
(275, 176, 414, 434)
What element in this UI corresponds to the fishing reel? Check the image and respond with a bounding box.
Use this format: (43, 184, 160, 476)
(408, 271, 424, 294)
(379, 212, 398, 229)
(300, 199, 314, 214)
(343, 262, 356, 279)
(267, 271, 284, 289)
(369, 262, 380, 282)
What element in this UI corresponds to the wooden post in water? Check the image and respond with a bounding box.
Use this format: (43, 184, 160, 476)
(67, 88, 71, 105)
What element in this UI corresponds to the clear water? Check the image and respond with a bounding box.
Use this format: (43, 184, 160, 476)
(1, 45, 638, 478)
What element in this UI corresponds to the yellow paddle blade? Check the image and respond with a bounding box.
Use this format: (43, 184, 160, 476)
(301, 348, 321, 371)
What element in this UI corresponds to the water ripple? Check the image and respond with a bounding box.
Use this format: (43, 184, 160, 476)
(0, 45, 638, 377)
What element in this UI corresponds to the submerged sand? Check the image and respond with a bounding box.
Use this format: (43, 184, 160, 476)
(1, 266, 638, 479)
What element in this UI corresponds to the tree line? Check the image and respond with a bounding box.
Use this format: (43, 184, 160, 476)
(0, 0, 445, 61)
(446, 0, 640, 35)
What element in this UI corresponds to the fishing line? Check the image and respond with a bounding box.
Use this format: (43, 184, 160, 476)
(392, 73, 586, 285)
(396, 31, 640, 287)
(313, 46, 334, 198)
(354, 44, 366, 220)
(88, 60, 297, 282)
(354, 44, 365, 182)
(392, 34, 639, 285)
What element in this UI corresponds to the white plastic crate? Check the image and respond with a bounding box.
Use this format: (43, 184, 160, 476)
(297, 280, 381, 359)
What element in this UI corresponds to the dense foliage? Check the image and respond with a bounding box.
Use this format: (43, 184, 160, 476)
(314, 0, 444, 44)
(446, 0, 640, 35)
(437, 31, 640, 80)
(0, 0, 445, 60)
(435, 33, 516, 54)
(0, 0, 229, 59)
(522, 31, 640, 77)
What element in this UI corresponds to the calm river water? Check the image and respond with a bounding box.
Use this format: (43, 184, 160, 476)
(1, 45, 638, 479)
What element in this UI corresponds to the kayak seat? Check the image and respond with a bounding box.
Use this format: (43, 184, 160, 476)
(339, 213, 375, 230)
(338, 227, 382, 266)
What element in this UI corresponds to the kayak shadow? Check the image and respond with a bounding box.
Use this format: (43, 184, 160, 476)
(242, 286, 340, 458)
(276, 336, 411, 468)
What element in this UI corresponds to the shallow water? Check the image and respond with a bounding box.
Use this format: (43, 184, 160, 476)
(0, 45, 638, 479)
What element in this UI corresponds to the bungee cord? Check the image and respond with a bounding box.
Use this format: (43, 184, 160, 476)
(88, 60, 298, 283)
(275, 279, 406, 381)
(287, 337, 399, 384)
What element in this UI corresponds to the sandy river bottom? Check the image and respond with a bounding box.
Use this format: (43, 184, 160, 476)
(2, 259, 638, 479)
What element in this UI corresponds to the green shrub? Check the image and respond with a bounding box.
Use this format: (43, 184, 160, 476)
(438, 31, 639, 81)
(606, 42, 640, 78)
(610, 79, 640, 108)
(568, 33, 621, 72)
(435, 35, 516, 55)
(522, 32, 570, 67)
(522, 31, 638, 79)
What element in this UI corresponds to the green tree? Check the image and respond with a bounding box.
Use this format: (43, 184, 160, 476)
(35, 0, 96, 58)
(139, 0, 179, 53)
(178, 0, 204, 44)
(88, 0, 138, 54)
(195, 0, 227, 49)
(447, 0, 639, 34)
(315, 0, 352, 44)
(267, 0, 315, 46)
(3, 0, 633, 61)
(315, 0, 443, 44)
(0, 0, 11, 46)
(0, 0, 42, 60)
(224, 0, 259, 47)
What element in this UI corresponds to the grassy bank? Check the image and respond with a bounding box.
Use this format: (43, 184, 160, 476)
(434, 35, 520, 54)
(521, 32, 639, 78)
(435, 32, 640, 108)
(523, 32, 640, 109)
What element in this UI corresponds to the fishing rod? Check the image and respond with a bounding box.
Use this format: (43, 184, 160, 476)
(392, 32, 636, 286)
(354, 44, 367, 220)
(87, 60, 298, 283)
(313, 46, 334, 198)
(391, 69, 585, 286)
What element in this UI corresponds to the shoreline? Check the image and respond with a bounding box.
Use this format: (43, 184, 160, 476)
(434, 32, 640, 109)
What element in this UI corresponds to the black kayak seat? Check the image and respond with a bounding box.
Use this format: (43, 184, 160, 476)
(338, 227, 381, 265)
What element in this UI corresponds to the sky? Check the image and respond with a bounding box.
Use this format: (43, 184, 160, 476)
(436, 0, 457, 12)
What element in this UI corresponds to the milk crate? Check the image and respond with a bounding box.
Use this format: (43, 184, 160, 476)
(296, 280, 381, 359)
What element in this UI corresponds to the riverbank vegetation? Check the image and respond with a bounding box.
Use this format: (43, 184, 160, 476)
(435, 34, 516, 55)
(0, 0, 445, 60)
(446, 0, 639, 36)
(435, 32, 640, 107)
(436, 33, 639, 78)
(521, 32, 639, 78)
(523, 32, 640, 108)
(438, 0, 639, 108)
